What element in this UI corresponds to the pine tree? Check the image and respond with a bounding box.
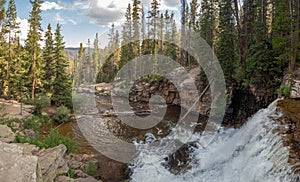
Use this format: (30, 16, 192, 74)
(198, 0, 219, 88)
(98, 24, 120, 83)
(85, 38, 94, 83)
(141, 6, 147, 55)
(245, 0, 281, 85)
(74, 42, 85, 87)
(4, 0, 20, 97)
(0, 0, 7, 95)
(93, 33, 100, 79)
(199, 0, 217, 49)
(120, 4, 133, 69)
(180, 0, 187, 67)
(24, 0, 43, 99)
(10, 37, 26, 99)
(190, 0, 199, 31)
(52, 24, 72, 107)
(216, 0, 238, 85)
(272, 0, 297, 70)
(132, 0, 141, 57)
(149, 0, 160, 54)
(163, 11, 177, 61)
(42, 24, 55, 96)
(158, 13, 164, 55)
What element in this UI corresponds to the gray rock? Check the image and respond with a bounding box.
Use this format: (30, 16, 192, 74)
(74, 177, 98, 182)
(55, 176, 74, 182)
(15, 143, 39, 155)
(73, 169, 89, 178)
(290, 79, 300, 99)
(0, 124, 15, 143)
(67, 159, 83, 169)
(0, 141, 38, 182)
(37, 144, 69, 182)
(55, 176, 98, 182)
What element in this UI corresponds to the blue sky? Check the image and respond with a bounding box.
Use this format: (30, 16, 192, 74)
(13, 0, 183, 48)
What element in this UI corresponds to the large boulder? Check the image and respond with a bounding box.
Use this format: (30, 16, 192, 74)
(0, 141, 38, 182)
(290, 79, 300, 99)
(0, 124, 15, 143)
(37, 144, 69, 182)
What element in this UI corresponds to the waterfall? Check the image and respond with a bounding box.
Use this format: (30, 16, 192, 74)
(130, 100, 299, 182)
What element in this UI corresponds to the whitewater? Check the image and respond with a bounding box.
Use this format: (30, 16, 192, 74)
(130, 100, 299, 182)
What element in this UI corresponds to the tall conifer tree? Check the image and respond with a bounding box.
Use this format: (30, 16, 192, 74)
(52, 24, 72, 107)
(24, 0, 43, 99)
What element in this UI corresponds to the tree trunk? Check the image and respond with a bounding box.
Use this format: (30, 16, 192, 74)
(32, 45, 36, 100)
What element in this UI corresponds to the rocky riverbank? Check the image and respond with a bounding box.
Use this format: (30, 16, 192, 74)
(0, 98, 100, 182)
(0, 138, 99, 182)
(277, 99, 300, 173)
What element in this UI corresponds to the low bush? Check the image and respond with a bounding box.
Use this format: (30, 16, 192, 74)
(22, 115, 53, 131)
(0, 118, 21, 132)
(54, 106, 70, 124)
(278, 86, 291, 97)
(83, 162, 98, 177)
(26, 96, 51, 114)
(66, 168, 75, 179)
(15, 128, 77, 154)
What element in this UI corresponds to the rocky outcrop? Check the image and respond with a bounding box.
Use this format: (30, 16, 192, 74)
(0, 98, 34, 120)
(55, 176, 98, 182)
(130, 79, 181, 105)
(290, 79, 300, 99)
(37, 144, 69, 182)
(0, 124, 15, 143)
(277, 99, 300, 173)
(0, 141, 38, 182)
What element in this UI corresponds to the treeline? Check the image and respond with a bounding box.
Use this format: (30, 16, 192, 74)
(76, 0, 299, 93)
(0, 0, 71, 107)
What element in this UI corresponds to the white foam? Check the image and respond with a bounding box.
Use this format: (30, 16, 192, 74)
(130, 100, 298, 182)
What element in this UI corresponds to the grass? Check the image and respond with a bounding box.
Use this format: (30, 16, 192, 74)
(15, 128, 78, 154)
(278, 86, 291, 97)
(83, 161, 98, 177)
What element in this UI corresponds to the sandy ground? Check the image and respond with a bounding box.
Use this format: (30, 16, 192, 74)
(0, 99, 34, 120)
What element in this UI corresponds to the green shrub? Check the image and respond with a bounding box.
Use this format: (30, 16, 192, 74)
(43, 129, 77, 153)
(23, 116, 41, 131)
(15, 128, 77, 154)
(67, 168, 75, 179)
(54, 106, 70, 124)
(83, 162, 97, 177)
(1, 118, 21, 132)
(33, 96, 51, 114)
(278, 86, 291, 97)
(23, 115, 53, 131)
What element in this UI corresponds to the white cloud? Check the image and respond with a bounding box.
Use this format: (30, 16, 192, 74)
(85, 0, 131, 26)
(58, 0, 89, 10)
(68, 19, 78, 25)
(141, 0, 181, 11)
(163, 0, 181, 8)
(54, 13, 78, 25)
(54, 12, 66, 24)
(17, 17, 29, 44)
(41, 1, 63, 11)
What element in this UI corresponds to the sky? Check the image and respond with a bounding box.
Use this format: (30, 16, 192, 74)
(12, 0, 184, 48)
